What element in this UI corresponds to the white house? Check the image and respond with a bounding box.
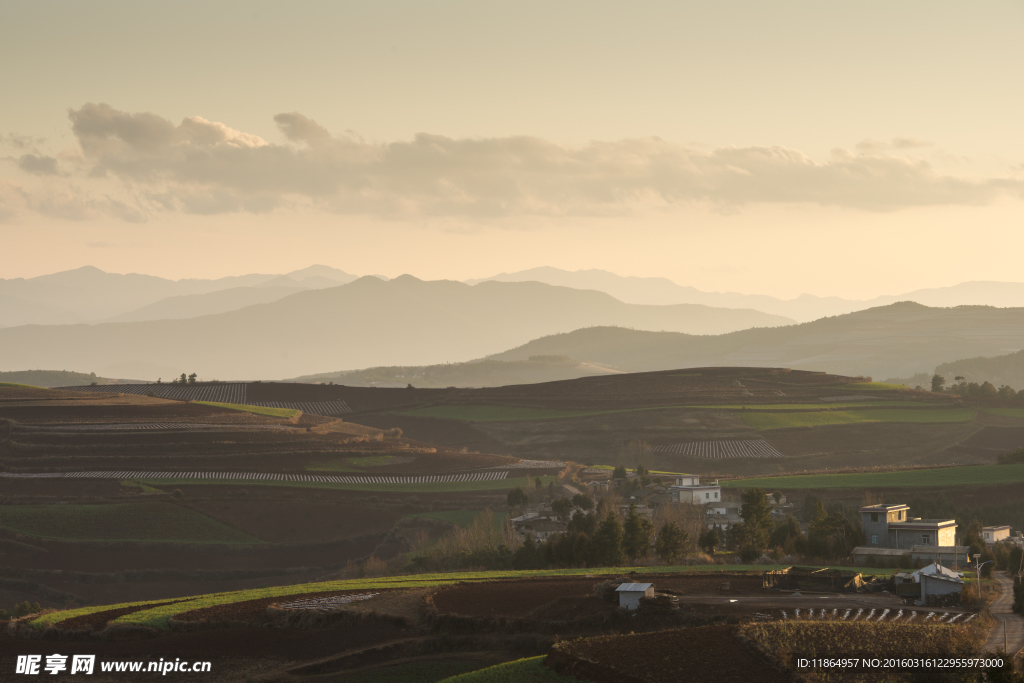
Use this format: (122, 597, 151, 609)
(670, 474, 721, 505)
(616, 582, 654, 610)
(894, 562, 964, 584)
(982, 525, 1011, 546)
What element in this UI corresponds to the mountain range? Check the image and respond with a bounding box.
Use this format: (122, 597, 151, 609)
(0, 276, 791, 380)
(0, 265, 361, 326)
(470, 267, 1024, 322)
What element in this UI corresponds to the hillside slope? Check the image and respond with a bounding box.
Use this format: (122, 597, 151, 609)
(937, 349, 1024, 390)
(488, 302, 1024, 380)
(0, 276, 791, 380)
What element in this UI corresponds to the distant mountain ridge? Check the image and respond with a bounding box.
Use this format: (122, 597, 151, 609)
(0, 265, 360, 327)
(0, 275, 793, 380)
(469, 267, 1024, 322)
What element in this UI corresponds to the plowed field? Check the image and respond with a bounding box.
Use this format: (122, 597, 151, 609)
(431, 578, 600, 618)
(549, 625, 789, 683)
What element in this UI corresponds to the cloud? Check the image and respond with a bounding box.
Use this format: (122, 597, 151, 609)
(17, 154, 59, 176)
(4, 103, 1022, 221)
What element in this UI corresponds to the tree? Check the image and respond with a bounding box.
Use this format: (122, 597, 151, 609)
(179, 373, 187, 384)
(551, 497, 573, 519)
(572, 493, 595, 511)
(187, 372, 198, 384)
(534, 476, 544, 490)
(568, 509, 597, 536)
(698, 527, 720, 554)
(612, 465, 628, 480)
(772, 491, 783, 504)
(655, 521, 689, 565)
(622, 503, 655, 562)
(591, 512, 624, 566)
(506, 487, 529, 511)
(634, 464, 649, 477)
(740, 488, 774, 551)
(931, 374, 946, 392)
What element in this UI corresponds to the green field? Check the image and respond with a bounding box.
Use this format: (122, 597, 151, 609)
(194, 401, 300, 418)
(304, 459, 363, 472)
(0, 382, 43, 389)
(33, 563, 891, 631)
(740, 407, 976, 430)
(136, 475, 557, 493)
(401, 405, 618, 421)
(691, 401, 931, 411)
(406, 510, 483, 527)
(983, 408, 1024, 418)
(0, 503, 262, 544)
(832, 382, 908, 391)
(441, 657, 577, 682)
(722, 463, 1024, 489)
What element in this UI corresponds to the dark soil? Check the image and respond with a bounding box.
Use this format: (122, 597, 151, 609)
(431, 578, 603, 618)
(549, 625, 790, 683)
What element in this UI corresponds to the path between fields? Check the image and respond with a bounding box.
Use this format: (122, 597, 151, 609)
(985, 572, 1024, 658)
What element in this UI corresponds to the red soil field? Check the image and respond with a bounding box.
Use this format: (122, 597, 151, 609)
(431, 578, 604, 618)
(548, 625, 790, 683)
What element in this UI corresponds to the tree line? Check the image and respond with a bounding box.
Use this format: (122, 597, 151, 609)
(931, 374, 1023, 400)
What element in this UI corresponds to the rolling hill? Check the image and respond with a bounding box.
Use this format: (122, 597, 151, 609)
(488, 302, 1024, 380)
(0, 276, 792, 380)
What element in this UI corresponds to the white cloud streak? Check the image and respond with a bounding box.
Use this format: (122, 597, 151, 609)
(1, 103, 1021, 223)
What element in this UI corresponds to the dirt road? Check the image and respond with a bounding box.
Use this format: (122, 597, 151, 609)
(985, 571, 1024, 657)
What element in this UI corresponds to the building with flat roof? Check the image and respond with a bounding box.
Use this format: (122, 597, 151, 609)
(670, 474, 721, 505)
(982, 525, 1012, 546)
(859, 504, 956, 549)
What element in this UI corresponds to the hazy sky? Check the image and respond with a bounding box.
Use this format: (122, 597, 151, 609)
(2, 0, 1023, 299)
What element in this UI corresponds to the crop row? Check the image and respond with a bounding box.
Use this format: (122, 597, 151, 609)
(0, 470, 510, 484)
(648, 439, 783, 459)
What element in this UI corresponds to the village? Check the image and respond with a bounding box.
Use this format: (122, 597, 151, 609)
(507, 465, 1024, 610)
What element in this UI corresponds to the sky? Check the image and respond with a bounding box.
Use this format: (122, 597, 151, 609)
(2, 0, 1023, 299)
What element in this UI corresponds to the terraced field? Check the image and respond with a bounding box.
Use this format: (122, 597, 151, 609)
(0, 503, 261, 544)
(741, 407, 976, 430)
(648, 439, 783, 459)
(722, 463, 1024, 489)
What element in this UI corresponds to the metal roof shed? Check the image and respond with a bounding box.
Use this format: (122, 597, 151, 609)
(616, 583, 654, 610)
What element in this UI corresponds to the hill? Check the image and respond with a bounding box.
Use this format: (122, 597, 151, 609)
(471, 267, 1024, 322)
(0, 276, 792, 379)
(0, 369, 111, 388)
(290, 355, 623, 387)
(487, 302, 1024, 380)
(936, 349, 1024, 391)
(105, 285, 307, 322)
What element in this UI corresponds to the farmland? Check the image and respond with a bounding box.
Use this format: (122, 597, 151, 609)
(0, 503, 262, 544)
(194, 401, 301, 418)
(722, 463, 1024, 489)
(740, 407, 977, 430)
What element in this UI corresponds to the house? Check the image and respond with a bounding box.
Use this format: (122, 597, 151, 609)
(705, 501, 742, 530)
(616, 582, 654, 610)
(982, 525, 1011, 546)
(859, 504, 957, 549)
(919, 572, 964, 606)
(513, 518, 566, 543)
(670, 474, 721, 505)
(617, 503, 654, 520)
(896, 562, 964, 583)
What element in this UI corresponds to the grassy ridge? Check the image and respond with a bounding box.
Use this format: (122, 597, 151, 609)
(690, 401, 931, 411)
(34, 564, 892, 631)
(833, 382, 908, 391)
(194, 401, 300, 418)
(137, 475, 557, 493)
(0, 503, 262, 544)
(401, 405, 621, 421)
(722, 463, 1024, 489)
(405, 510, 483, 527)
(741, 407, 976, 430)
(983, 408, 1024, 418)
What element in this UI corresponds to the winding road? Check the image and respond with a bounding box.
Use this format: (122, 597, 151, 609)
(985, 571, 1024, 658)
